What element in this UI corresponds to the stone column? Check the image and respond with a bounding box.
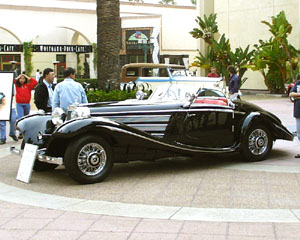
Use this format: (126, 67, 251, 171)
(197, 0, 214, 76)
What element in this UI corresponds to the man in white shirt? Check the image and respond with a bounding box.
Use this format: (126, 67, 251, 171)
(35, 69, 41, 81)
(52, 67, 88, 112)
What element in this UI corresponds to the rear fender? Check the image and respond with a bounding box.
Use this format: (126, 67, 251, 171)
(240, 112, 261, 139)
(239, 111, 293, 143)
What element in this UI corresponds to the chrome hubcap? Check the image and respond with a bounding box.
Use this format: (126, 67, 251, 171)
(77, 143, 106, 176)
(248, 129, 268, 156)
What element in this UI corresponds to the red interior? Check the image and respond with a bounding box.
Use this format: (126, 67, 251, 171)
(194, 97, 228, 106)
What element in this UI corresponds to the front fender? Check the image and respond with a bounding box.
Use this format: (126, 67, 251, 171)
(16, 114, 52, 146)
(45, 117, 123, 156)
(54, 117, 120, 137)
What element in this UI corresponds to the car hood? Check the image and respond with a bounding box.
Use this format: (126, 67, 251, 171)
(85, 100, 186, 115)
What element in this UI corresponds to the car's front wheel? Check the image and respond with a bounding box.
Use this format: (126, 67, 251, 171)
(64, 135, 113, 184)
(241, 125, 273, 162)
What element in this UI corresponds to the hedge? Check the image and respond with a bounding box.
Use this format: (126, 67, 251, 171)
(87, 90, 138, 102)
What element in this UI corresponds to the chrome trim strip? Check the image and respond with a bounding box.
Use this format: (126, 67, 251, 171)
(37, 154, 63, 165)
(10, 147, 63, 165)
(234, 111, 246, 115)
(100, 125, 235, 153)
(93, 108, 233, 117)
(127, 124, 167, 132)
(10, 146, 22, 156)
(151, 133, 165, 137)
(107, 115, 171, 123)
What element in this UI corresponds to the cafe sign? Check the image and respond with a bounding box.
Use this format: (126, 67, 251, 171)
(32, 44, 93, 53)
(0, 44, 93, 53)
(0, 44, 23, 52)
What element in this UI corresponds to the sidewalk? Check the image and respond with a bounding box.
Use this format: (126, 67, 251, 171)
(1, 97, 300, 239)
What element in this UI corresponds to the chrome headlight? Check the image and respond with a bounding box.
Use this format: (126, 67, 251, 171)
(70, 107, 91, 120)
(136, 90, 147, 100)
(51, 108, 65, 126)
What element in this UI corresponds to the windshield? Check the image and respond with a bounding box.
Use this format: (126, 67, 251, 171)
(149, 84, 198, 101)
(169, 68, 190, 77)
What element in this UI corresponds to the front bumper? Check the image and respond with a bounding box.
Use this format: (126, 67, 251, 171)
(10, 146, 63, 165)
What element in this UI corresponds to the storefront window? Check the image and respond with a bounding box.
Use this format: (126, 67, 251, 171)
(129, 55, 144, 63)
(0, 54, 21, 73)
(56, 54, 66, 78)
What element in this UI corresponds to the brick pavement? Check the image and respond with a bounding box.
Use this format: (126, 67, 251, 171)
(1, 97, 300, 239)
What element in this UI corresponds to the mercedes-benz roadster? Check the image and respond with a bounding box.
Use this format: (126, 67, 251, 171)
(11, 84, 294, 184)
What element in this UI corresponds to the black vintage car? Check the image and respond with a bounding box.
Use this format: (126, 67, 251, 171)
(12, 84, 294, 184)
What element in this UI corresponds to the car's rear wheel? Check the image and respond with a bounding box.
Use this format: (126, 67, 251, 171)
(21, 139, 58, 171)
(241, 125, 273, 162)
(64, 135, 113, 184)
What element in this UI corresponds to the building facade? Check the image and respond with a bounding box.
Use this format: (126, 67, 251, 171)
(0, 0, 299, 89)
(0, 1, 197, 79)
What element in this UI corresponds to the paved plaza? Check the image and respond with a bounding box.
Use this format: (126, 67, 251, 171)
(1, 96, 300, 239)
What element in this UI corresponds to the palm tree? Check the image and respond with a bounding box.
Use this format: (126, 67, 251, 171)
(96, 0, 121, 90)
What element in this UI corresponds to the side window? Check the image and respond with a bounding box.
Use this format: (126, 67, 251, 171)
(158, 68, 169, 77)
(126, 68, 138, 77)
(142, 68, 154, 77)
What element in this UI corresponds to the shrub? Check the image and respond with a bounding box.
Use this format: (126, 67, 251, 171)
(87, 90, 138, 102)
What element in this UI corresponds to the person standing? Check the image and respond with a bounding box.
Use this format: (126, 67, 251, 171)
(52, 67, 88, 112)
(289, 74, 300, 158)
(228, 65, 240, 101)
(11, 62, 18, 78)
(207, 66, 219, 78)
(15, 74, 37, 118)
(35, 69, 41, 82)
(34, 68, 55, 112)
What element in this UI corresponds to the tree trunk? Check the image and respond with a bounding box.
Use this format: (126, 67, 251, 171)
(97, 0, 121, 91)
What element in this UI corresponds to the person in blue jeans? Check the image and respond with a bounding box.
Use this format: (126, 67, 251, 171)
(0, 108, 18, 144)
(15, 73, 37, 139)
(289, 74, 300, 158)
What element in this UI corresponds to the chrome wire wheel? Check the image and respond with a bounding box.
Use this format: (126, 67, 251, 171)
(77, 143, 107, 176)
(248, 129, 268, 156)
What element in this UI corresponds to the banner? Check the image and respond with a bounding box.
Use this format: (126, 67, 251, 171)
(32, 44, 93, 53)
(0, 72, 14, 121)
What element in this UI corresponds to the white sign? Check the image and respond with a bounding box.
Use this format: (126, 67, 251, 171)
(0, 72, 14, 121)
(16, 144, 38, 183)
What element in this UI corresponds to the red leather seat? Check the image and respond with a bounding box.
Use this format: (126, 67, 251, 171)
(194, 97, 228, 106)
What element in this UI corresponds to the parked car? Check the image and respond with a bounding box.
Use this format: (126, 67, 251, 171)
(11, 84, 294, 184)
(120, 63, 224, 93)
(120, 63, 185, 83)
